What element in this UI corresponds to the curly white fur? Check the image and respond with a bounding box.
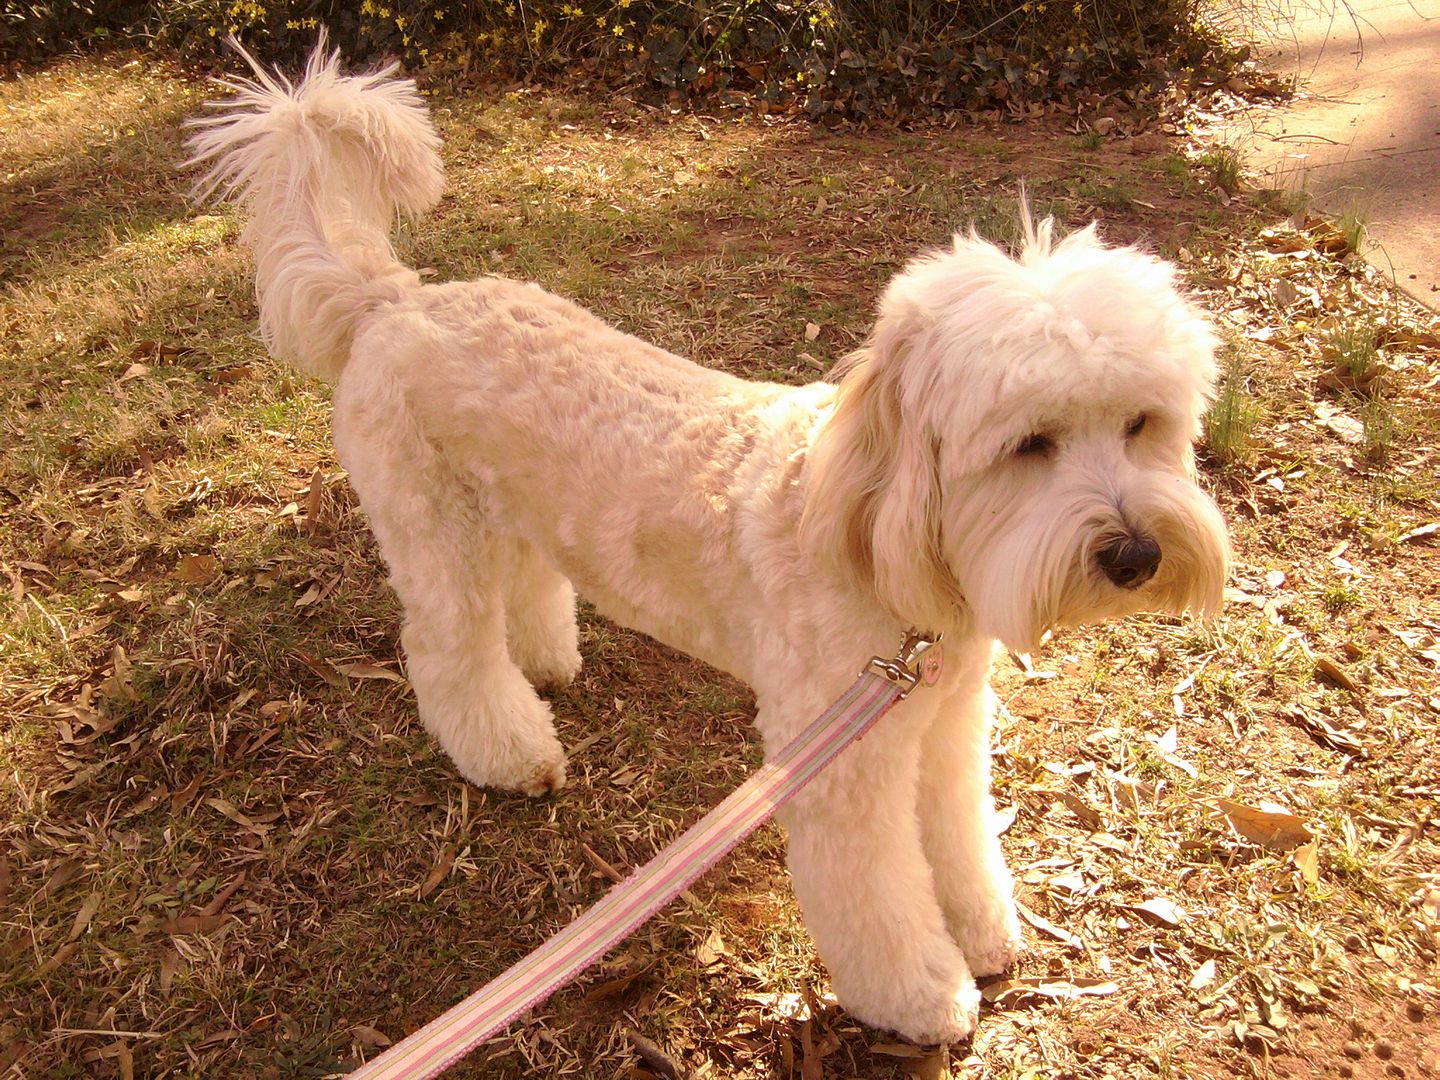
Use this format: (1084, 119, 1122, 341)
(190, 41, 1228, 1046)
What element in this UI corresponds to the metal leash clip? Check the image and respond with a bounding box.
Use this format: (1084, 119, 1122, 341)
(863, 629, 943, 699)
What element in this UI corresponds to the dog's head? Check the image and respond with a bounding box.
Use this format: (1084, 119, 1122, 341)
(801, 215, 1228, 650)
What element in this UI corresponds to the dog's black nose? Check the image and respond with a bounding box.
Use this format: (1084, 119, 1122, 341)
(1097, 535, 1161, 589)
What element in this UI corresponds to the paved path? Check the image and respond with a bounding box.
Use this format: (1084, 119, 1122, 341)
(1233, 0, 1440, 309)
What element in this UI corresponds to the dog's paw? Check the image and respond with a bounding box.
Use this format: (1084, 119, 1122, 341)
(949, 901, 1024, 977)
(844, 978, 980, 1046)
(962, 928, 1023, 978)
(432, 713, 568, 797)
(516, 752, 568, 797)
(522, 649, 582, 692)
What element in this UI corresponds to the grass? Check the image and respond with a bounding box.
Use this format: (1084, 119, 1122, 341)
(1324, 318, 1384, 389)
(3, 49, 1440, 1080)
(1198, 143, 1244, 196)
(1202, 346, 1260, 467)
(1337, 203, 1370, 255)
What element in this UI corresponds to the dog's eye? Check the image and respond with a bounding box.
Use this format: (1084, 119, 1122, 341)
(1015, 433, 1055, 457)
(1125, 413, 1148, 439)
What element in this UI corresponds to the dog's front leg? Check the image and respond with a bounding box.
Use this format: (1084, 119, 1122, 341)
(770, 697, 980, 1045)
(916, 639, 1023, 977)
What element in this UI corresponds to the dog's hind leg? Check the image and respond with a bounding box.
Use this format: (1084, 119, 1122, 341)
(502, 541, 582, 691)
(917, 639, 1022, 977)
(768, 689, 981, 1044)
(334, 384, 567, 797)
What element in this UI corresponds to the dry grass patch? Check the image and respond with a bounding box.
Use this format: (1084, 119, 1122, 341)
(2, 54, 1437, 1079)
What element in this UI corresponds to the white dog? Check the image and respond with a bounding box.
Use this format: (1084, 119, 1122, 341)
(189, 43, 1228, 1045)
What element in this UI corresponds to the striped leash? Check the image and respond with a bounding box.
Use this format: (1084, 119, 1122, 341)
(349, 631, 942, 1080)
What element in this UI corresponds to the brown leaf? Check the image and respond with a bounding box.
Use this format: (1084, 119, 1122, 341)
(982, 976, 1118, 1005)
(1215, 798, 1313, 850)
(100, 645, 139, 703)
(1051, 789, 1104, 829)
(1293, 841, 1320, 884)
(1315, 655, 1361, 695)
(627, 1030, 684, 1080)
(67, 892, 103, 942)
(1397, 522, 1438, 544)
(163, 912, 230, 935)
(201, 872, 246, 917)
(159, 948, 182, 997)
(871, 1042, 927, 1058)
(36, 941, 80, 977)
(349, 1024, 392, 1048)
(210, 363, 253, 385)
(1129, 897, 1186, 927)
(206, 798, 272, 835)
(800, 1018, 822, 1080)
(303, 468, 324, 533)
(1284, 705, 1366, 755)
(1016, 901, 1086, 951)
(331, 662, 408, 684)
(582, 970, 644, 1002)
(903, 1047, 952, 1080)
(174, 554, 221, 585)
(417, 844, 457, 900)
(169, 775, 202, 814)
(695, 927, 728, 966)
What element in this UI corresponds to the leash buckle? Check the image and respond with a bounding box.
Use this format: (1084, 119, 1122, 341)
(864, 629, 943, 699)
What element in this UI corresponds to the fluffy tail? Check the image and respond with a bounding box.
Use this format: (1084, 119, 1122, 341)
(186, 34, 444, 379)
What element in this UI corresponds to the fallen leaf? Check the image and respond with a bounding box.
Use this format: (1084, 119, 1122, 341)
(331, 662, 408, 684)
(417, 844, 457, 899)
(1396, 522, 1438, 544)
(1215, 798, 1313, 849)
(174, 554, 221, 585)
(159, 948, 182, 996)
(982, 976, 1118, 1005)
(582, 969, 645, 1002)
(1312, 401, 1364, 444)
(1190, 958, 1217, 990)
(805, 322, 821, 341)
(903, 1047, 951, 1080)
(695, 927, 729, 966)
(1146, 726, 1198, 777)
(1050, 789, 1104, 828)
(67, 892, 103, 942)
(205, 798, 272, 835)
(1292, 841, 1319, 884)
(100, 645, 140, 703)
(303, 468, 324, 533)
(1016, 901, 1086, 951)
(210, 363, 253, 385)
(1314, 655, 1361, 695)
(349, 1025, 392, 1048)
(871, 1042, 927, 1058)
(1284, 704, 1366, 755)
(1129, 897, 1186, 927)
(163, 913, 230, 935)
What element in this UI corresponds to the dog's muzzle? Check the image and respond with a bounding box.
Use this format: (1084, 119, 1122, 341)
(1096, 534, 1161, 589)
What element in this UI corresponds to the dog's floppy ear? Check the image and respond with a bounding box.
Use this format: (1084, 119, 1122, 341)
(800, 305, 965, 633)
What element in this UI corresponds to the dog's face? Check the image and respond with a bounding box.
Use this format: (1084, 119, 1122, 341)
(802, 218, 1229, 649)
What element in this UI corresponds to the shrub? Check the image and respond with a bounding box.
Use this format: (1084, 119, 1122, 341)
(3, 0, 1234, 120)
